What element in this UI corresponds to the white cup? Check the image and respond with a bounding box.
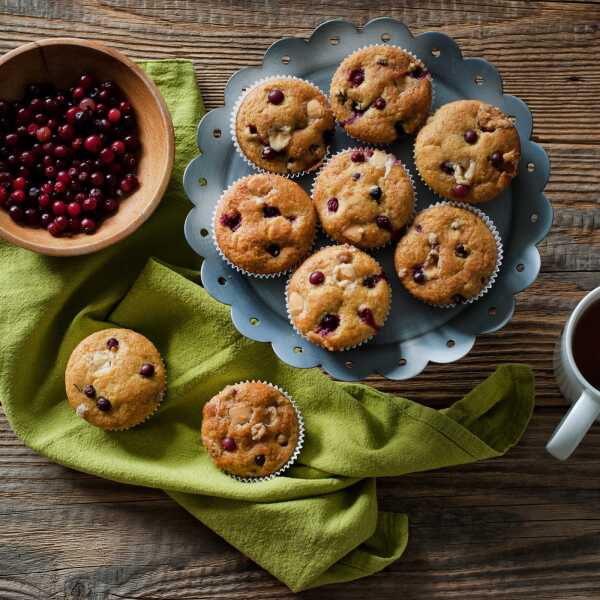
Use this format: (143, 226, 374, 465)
(546, 287, 600, 460)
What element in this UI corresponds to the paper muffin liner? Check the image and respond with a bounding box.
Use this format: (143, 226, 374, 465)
(284, 243, 392, 352)
(398, 201, 503, 309)
(212, 174, 318, 279)
(230, 75, 333, 179)
(331, 43, 435, 147)
(220, 380, 305, 484)
(310, 146, 417, 251)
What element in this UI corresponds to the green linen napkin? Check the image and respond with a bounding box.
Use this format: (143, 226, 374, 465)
(0, 59, 535, 592)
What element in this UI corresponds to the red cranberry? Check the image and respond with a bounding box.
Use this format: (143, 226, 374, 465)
(412, 266, 426, 284)
(221, 437, 236, 451)
(65, 107, 79, 123)
(90, 171, 104, 186)
(0, 187, 7, 205)
(5, 133, 19, 146)
(84, 135, 102, 154)
(67, 202, 81, 217)
(363, 273, 385, 288)
(24, 208, 39, 226)
(107, 108, 121, 123)
(79, 97, 96, 112)
(79, 74, 94, 90)
(96, 397, 112, 411)
(455, 243, 470, 258)
(36, 127, 51, 142)
(373, 97, 386, 110)
(348, 68, 365, 86)
(10, 190, 25, 204)
(54, 145, 69, 158)
(53, 181, 67, 195)
(490, 151, 503, 169)
(103, 198, 118, 213)
(440, 161, 454, 175)
(111, 140, 125, 155)
(140, 363, 155, 377)
(267, 243, 280, 257)
(106, 337, 119, 351)
(327, 197, 339, 212)
(376, 215, 393, 231)
(254, 454, 266, 466)
(350, 150, 365, 163)
(38, 193, 50, 207)
(99, 148, 115, 164)
(262, 205, 280, 218)
(40, 212, 52, 227)
(267, 89, 285, 104)
(453, 184, 470, 198)
(8, 205, 24, 222)
(220, 211, 241, 231)
(124, 135, 139, 150)
(82, 197, 97, 212)
(120, 174, 138, 193)
(261, 146, 276, 160)
(81, 218, 96, 234)
(309, 271, 325, 285)
(13, 177, 27, 191)
(47, 219, 62, 236)
(464, 129, 478, 144)
(358, 307, 379, 330)
(72, 86, 86, 101)
(52, 201, 66, 216)
(318, 313, 340, 335)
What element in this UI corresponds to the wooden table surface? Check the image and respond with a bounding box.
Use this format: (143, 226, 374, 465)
(2, 1, 600, 598)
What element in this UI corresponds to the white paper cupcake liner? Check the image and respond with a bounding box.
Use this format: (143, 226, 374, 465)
(230, 75, 333, 179)
(310, 146, 417, 251)
(284, 243, 392, 352)
(398, 201, 503, 309)
(224, 380, 305, 484)
(211, 174, 318, 279)
(331, 44, 435, 146)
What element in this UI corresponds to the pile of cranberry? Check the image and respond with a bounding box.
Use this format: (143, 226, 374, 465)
(0, 73, 140, 237)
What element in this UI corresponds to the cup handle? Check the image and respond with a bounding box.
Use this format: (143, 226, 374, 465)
(546, 390, 600, 460)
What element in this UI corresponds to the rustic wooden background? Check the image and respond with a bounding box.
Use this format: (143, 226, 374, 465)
(2, 1, 600, 598)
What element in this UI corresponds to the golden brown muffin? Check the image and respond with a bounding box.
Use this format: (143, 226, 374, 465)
(394, 204, 499, 306)
(65, 328, 166, 430)
(214, 173, 316, 275)
(234, 77, 335, 174)
(201, 382, 302, 479)
(414, 100, 521, 204)
(312, 147, 414, 249)
(330, 45, 432, 144)
(286, 245, 391, 351)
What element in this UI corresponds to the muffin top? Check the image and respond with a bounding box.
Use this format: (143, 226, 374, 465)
(201, 382, 301, 478)
(287, 245, 391, 351)
(414, 100, 521, 204)
(65, 328, 166, 430)
(330, 45, 432, 144)
(214, 174, 316, 275)
(235, 77, 335, 174)
(394, 204, 498, 306)
(312, 147, 414, 249)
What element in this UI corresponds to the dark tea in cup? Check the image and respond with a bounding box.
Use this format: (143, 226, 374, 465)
(572, 299, 600, 390)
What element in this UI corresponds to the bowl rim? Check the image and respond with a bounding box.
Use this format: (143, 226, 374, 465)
(0, 37, 175, 257)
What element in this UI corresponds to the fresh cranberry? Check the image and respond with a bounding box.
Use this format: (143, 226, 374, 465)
(10, 190, 25, 204)
(8, 205, 24, 222)
(309, 271, 325, 285)
(47, 219, 62, 236)
(53, 181, 67, 195)
(107, 108, 121, 123)
(327, 197, 339, 212)
(82, 197, 97, 212)
(103, 198, 118, 213)
(267, 243, 280, 257)
(318, 313, 340, 335)
(111, 140, 125, 155)
(0, 187, 7, 205)
(267, 89, 284, 104)
(348, 68, 365, 86)
(99, 148, 114, 164)
(72, 86, 86, 101)
(262, 146, 276, 160)
(90, 171, 104, 186)
(81, 217, 96, 234)
(124, 135, 139, 150)
(67, 202, 81, 217)
(51, 201, 66, 216)
(40, 212, 52, 228)
(222, 437, 236, 451)
(38, 193, 50, 207)
(464, 129, 478, 144)
(453, 184, 470, 198)
(409, 66, 429, 79)
(79, 97, 96, 112)
(373, 97, 386, 110)
(79, 74, 94, 90)
(13, 177, 27, 191)
(120, 174, 138, 193)
(350, 150, 365, 163)
(358, 307, 379, 330)
(84, 135, 102, 154)
(24, 208, 39, 226)
(363, 273, 385, 288)
(35, 127, 51, 142)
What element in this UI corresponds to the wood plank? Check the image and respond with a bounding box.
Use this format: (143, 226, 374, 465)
(1, 408, 600, 599)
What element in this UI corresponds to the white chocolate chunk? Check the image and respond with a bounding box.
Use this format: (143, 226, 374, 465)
(76, 403, 88, 418)
(90, 351, 113, 376)
(229, 403, 253, 427)
(454, 160, 476, 185)
(306, 99, 324, 119)
(343, 225, 365, 243)
(428, 232, 438, 245)
(450, 219, 464, 230)
(269, 125, 292, 151)
(368, 150, 387, 170)
(334, 263, 355, 281)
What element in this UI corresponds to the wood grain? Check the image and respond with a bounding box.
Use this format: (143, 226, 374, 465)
(1, 0, 599, 597)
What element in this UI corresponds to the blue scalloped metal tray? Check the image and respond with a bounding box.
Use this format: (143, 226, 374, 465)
(183, 18, 552, 381)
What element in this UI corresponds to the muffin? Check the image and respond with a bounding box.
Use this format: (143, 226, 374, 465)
(312, 147, 414, 249)
(330, 45, 432, 144)
(394, 204, 499, 306)
(233, 76, 335, 175)
(65, 328, 166, 430)
(287, 245, 391, 351)
(414, 100, 521, 204)
(201, 381, 303, 479)
(214, 174, 317, 276)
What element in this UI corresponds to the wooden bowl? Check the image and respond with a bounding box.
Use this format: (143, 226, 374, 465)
(0, 38, 174, 256)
